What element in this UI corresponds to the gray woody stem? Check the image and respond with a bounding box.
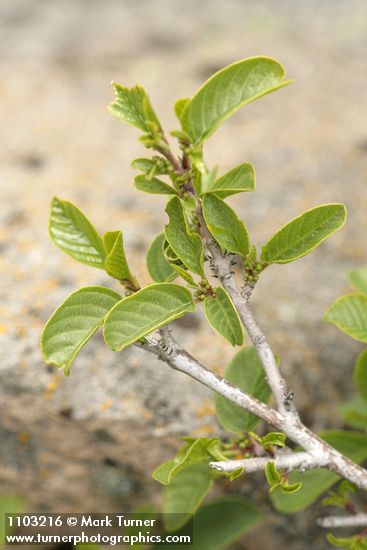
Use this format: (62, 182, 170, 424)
(317, 514, 367, 528)
(140, 333, 367, 490)
(140, 147, 367, 489)
(196, 202, 292, 416)
(211, 451, 328, 474)
(141, 333, 283, 429)
(195, 202, 367, 489)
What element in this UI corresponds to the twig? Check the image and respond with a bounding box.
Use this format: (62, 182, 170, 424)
(138, 334, 367, 490)
(147, 147, 367, 491)
(137, 336, 283, 429)
(317, 514, 367, 528)
(196, 201, 293, 417)
(210, 451, 328, 474)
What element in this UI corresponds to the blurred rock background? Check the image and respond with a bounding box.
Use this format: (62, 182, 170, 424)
(0, 0, 366, 548)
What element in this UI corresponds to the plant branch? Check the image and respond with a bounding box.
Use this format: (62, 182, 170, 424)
(194, 203, 367, 490)
(138, 333, 367, 490)
(138, 334, 283, 429)
(317, 514, 367, 528)
(196, 201, 293, 417)
(210, 451, 327, 474)
(154, 146, 367, 491)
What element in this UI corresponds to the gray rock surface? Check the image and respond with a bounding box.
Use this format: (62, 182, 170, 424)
(1, 1, 367, 548)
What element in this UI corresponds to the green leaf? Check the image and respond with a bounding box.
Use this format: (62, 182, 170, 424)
(322, 481, 358, 509)
(354, 349, 367, 402)
(327, 533, 367, 549)
(109, 83, 160, 133)
(165, 197, 204, 275)
(152, 438, 217, 485)
(215, 347, 271, 434)
(171, 264, 196, 286)
(262, 432, 286, 449)
(41, 286, 121, 375)
(281, 482, 303, 494)
(131, 158, 168, 176)
(204, 288, 243, 345)
(181, 56, 292, 145)
(146, 233, 176, 283)
(103, 231, 136, 285)
(271, 430, 367, 513)
(206, 162, 255, 198)
(131, 157, 155, 173)
(135, 175, 177, 195)
(338, 396, 367, 429)
(338, 480, 358, 497)
(324, 293, 367, 343)
(265, 462, 281, 485)
(174, 98, 190, 121)
(163, 464, 212, 532)
(202, 194, 249, 256)
(0, 496, 24, 550)
(348, 267, 367, 295)
(123, 508, 157, 550)
(200, 166, 219, 194)
(103, 283, 196, 351)
(163, 240, 181, 264)
(189, 497, 260, 550)
(261, 204, 346, 265)
(165, 497, 260, 550)
(49, 197, 105, 268)
(227, 467, 245, 481)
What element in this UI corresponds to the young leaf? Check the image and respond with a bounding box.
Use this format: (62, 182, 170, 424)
(165, 197, 204, 275)
(162, 496, 261, 550)
(41, 287, 121, 375)
(171, 264, 196, 286)
(152, 438, 217, 485)
(271, 430, 367, 514)
(261, 204, 346, 265)
(215, 347, 271, 434)
(227, 467, 245, 481)
(324, 293, 367, 343)
(206, 162, 255, 198)
(262, 432, 286, 449)
(181, 56, 292, 145)
(202, 194, 249, 256)
(131, 158, 168, 176)
(134, 175, 177, 195)
(174, 98, 190, 121)
(103, 283, 196, 351)
(204, 288, 243, 346)
(354, 349, 367, 402)
(265, 461, 281, 486)
(146, 233, 176, 283)
(109, 83, 160, 133)
(322, 493, 347, 509)
(163, 464, 212, 532)
(200, 166, 219, 194)
(49, 197, 105, 268)
(322, 481, 357, 509)
(281, 482, 303, 494)
(348, 266, 367, 295)
(327, 533, 367, 548)
(163, 240, 182, 264)
(103, 231, 137, 286)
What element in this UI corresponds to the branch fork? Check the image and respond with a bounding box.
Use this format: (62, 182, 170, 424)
(139, 153, 367, 492)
